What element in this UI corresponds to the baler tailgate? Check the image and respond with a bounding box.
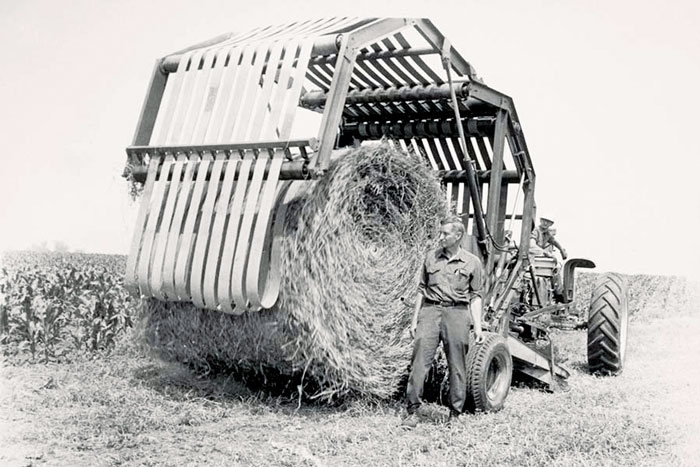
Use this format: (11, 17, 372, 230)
(126, 35, 315, 313)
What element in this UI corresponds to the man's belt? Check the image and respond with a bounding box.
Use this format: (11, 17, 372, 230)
(424, 298, 469, 307)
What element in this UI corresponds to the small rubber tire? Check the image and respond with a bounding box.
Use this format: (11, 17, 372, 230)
(587, 272, 629, 375)
(464, 332, 512, 413)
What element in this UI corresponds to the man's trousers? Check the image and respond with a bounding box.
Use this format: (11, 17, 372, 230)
(406, 303, 471, 415)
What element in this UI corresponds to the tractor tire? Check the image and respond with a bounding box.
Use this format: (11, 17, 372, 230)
(464, 332, 512, 413)
(587, 272, 629, 375)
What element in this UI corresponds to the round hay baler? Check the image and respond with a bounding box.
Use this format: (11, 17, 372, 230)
(124, 18, 628, 407)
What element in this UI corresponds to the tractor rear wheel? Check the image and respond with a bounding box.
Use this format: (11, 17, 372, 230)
(464, 332, 512, 413)
(587, 272, 629, 375)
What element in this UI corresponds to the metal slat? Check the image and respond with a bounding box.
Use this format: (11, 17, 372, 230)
(189, 152, 226, 308)
(201, 41, 301, 308)
(124, 157, 159, 293)
(152, 49, 219, 297)
(131, 52, 194, 296)
(174, 152, 211, 299)
(245, 38, 314, 310)
(202, 155, 240, 308)
(217, 154, 253, 313)
(477, 136, 492, 170)
(395, 31, 443, 84)
(149, 154, 185, 300)
(465, 137, 483, 171)
(207, 41, 267, 309)
(169, 46, 231, 300)
(126, 53, 192, 296)
(382, 37, 427, 86)
(150, 51, 193, 145)
(160, 153, 197, 298)
(137, 155, 174, 296)
(166, 50, 207, 144)
(160, 47, 240, 298)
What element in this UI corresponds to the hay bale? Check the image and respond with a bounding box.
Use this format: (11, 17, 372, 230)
(142, 142, 449, 401)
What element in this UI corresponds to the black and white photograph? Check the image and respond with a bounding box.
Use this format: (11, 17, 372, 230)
(1, 1, 699, 465)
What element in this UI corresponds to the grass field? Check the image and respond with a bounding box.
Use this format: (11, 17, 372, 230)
(1, 252, 699, 466)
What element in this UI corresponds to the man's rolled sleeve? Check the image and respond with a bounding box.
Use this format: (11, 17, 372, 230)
(418, 262, 428, 296)
(469, 262, 484, 299)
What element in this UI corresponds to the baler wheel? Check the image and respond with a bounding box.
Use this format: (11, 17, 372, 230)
(587, 272, 629, 375)
(464, 332, 512, 413)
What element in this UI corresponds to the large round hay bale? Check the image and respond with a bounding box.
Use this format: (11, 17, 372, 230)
(142, 142, 449, 401)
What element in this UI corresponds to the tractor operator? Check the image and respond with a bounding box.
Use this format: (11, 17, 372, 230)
(530, 217, 568, 299)
(403, 216, 484, 428)
(530, 217, 567, 260)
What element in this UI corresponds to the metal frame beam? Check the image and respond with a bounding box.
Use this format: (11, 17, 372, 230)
(131, 60, 168, 146)
(311, 18, 415, 174)
(484, 110, 508, 277)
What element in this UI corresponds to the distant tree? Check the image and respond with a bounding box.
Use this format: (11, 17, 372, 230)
(53, 241, 69, 253)
(31, 241, 49, 252)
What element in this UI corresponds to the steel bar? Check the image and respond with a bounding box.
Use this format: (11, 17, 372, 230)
(126, 138, 318, 158)
(160, 34, 341, 74)
(508, 337, 570, 380)
(495, 182, 509, 247)
(131, 60, 168, 146)
(312, 34, 356, 173)
(414, 19, 476, 79)
(442, 54, 488, 256)
(518, 169, 536, 261)
(461, 213, 523, 220)
(130, 160, 310, 183)
(308, 46, 438, 66)
(490, 257, 524, 319)
(485, 110, 508, 276)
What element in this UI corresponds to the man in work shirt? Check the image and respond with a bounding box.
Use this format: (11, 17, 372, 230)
(403, 216, 485, 427)
(530, 217, 567, 299)
(530, 217, 567, 260)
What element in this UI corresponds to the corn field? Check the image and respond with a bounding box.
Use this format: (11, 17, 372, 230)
(1, 251, 693, 365)
(0, 251, 133, 363)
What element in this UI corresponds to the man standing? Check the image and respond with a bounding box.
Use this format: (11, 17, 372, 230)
(403, 216, 485, 427)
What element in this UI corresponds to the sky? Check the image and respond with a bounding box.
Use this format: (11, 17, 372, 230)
(1, 0, 699, 279)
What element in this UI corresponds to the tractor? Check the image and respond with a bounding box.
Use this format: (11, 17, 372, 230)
(123, 17, 629, 412)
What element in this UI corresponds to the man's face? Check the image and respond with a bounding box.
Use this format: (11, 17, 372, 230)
(439, 223, 462, 249)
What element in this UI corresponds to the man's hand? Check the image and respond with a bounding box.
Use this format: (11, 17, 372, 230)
(410, 294, 423, 339)
(473, 328, 485, 345)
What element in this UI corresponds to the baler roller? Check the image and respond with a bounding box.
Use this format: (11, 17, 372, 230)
(301, 82, 470, 108)
(129, 158, 311, 183)
(339, 118, 495, 140)
(160, 33, 343, 74)
(126, 139, 317, 183)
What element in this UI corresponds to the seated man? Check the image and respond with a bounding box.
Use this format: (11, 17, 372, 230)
(530, 217, 567, 260)
(530, 217, 567, 299)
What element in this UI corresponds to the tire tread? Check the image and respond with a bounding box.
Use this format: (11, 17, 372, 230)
(587, 272, 628, 375)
